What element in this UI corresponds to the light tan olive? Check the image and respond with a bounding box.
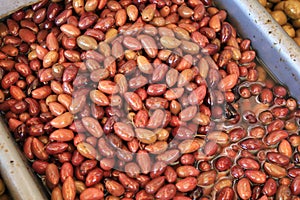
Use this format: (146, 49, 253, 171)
(28, 50, 37, 60)
(126, 5, 138, 21)
(157, 49, 172, 61)
(124, 50, 137, 60)
(294, 37, 300, 45)
(135, 128, 157, 144)
(257, 0, 267, 7)
(142, 4, 156, 22)
(98, 42, 111, 57)
(178, 5, 194, 19)
(173, 27, 190, 40)
(257, 66, 267, 82)
(76, 35, 98, 50)
(192, 113, 210, 126)
(283, 0, 300, 19)
(160, 6, 170, 17)
(180, 40, 200, 54)
(46, 95, 58, 105)
(52, 64, 64, 80)
(207, 7, 219, 16)
(105, 28, 118, 43)
(292, 18, 300, 28)
(155, 128, 169, 141)
(43, 51, 59, 68)
(160, 36, 181, 49)
(75, 181, 86, 193)
(296, 29, 300, 37)
(274, 1, 285, 11)
(282, 23, 296, 38)
(151, 17, 166, 27)
(271, 10, 287, 25)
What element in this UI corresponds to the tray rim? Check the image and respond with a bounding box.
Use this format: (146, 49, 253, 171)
(1, 0, 300, 199)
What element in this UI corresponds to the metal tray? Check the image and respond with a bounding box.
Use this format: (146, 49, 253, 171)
(0, 118, 49, 200)
(1, 0, 300, 199)
(215, 0, 300, 102)
(0, 0, 40, 19)
(0, 2, 48, 200)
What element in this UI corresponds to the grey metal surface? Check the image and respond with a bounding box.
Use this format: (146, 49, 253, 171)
(0, 0, 40, 19)
(214, 0, 300, 103)
(0, 119, 49, 200)
(0, 1, 47, 199)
